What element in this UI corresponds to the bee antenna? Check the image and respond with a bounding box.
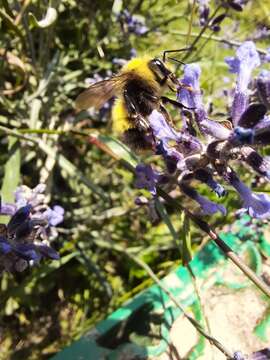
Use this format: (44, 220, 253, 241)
(162, 46, 194, 63)
(167, 57, 186, 66)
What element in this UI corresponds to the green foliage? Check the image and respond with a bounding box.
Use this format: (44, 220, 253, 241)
(0, 0, 269, 358)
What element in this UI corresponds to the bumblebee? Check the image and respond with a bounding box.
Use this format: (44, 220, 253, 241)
(75, 55, 187, 150)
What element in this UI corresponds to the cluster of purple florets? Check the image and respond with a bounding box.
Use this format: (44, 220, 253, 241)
(0, 184, 64, 272)
(135, 41, 270, 220)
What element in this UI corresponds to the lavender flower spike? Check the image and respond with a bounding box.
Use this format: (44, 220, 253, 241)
(225, 41, 260, 125)
(228, 171, 270, 219)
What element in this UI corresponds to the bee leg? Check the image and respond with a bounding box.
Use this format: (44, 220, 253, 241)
(161, 96, 195, 110)
(159, 104, 175, 126)
(124, 90, 149, 130)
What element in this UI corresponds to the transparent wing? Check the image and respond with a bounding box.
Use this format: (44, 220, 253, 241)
(75, 74, 128, 111)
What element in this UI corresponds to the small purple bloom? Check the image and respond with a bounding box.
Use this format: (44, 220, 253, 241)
(156, 141, 182, 174)
(195, 195, 226, 215)
(7, 204, 32, 235)
(194, 169, 227, 197)
(225, 41, 260, 92)
(0, 202, 16, 216)
(257, 69, 270, 108)
(15, 184, 46, 208)
(255, 115, 270, 130)
(13, 244, 41, 262)
(250, 347, 270, 360)
(36, 244, 60, 260)
(134, 164, 160, 196)
(199, 119, 231, 140)
(43, 205, 64, 227)
(149, 110, 202, 158)
(264, 48, 270, 62)
(233, 351, 246, 360)
(178, 64, 203, 109)
(225, 41, 260, 125)
(230, 127, 254, 145)
(180, 183, 226, 215)
(196, 0, 210, 26)
(228, 171, 270, 218)
(120, 10, 148, 36)
(0, 240, 12, 254)
(149, 110, 179, 144)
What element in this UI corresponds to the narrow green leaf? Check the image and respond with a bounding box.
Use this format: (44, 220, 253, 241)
(29, 7, 58, 28)
(98, 134, 138, 167)
(1, 136, 20, 203)
(112, 0, 123, 17)
(181, 212, 192, 266)
(0, 9, 25, 45)
(155, 197, 179, 248)
(37, 141, 108, 201)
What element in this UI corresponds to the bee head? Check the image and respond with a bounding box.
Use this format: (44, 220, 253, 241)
(148, 58, 178, 90)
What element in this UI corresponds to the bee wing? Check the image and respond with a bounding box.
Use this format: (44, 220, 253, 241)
(75, 74, 128, 111)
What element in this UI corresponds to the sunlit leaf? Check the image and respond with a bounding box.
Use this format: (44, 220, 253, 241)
(29, 7, 58, 28)
(1, 137, 20, 203)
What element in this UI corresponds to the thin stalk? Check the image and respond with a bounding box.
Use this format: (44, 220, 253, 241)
(181, 4, 223, 61)
(170, 30, 267, 55)
(186, 0, 196, 46)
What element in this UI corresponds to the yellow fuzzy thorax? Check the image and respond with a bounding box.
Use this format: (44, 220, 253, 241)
(120, 55, 156, 83)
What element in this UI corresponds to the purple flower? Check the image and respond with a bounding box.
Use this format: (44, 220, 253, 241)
(199, 119, 231, 140)
(0, 240, 12, 254)
(233, 351, 246, 360)
(120, 10, 148, 36)
(0, 184, 63, 272)
(194, 169, 226, 197)
(229, 127, 254, 145)
(240, 146, 270, 180)
(228, 171, 270, 218)
(264, 48, 270, 62)
(225, 41, 260, 124)
(178, 64, 203, 109)
(149, 110, 202, 167)
(195, 195, 226, 215)
(196, 0, 210, 26)
(257, 69, 270, 108)
(226, 41, 260, 92)
(255, 115, 270, 130)
(0, 202, 17, 216)
(250, 348, 270, 360)
(15, 184, 46, 208)
(180, 183, 226, 215)
(43, 205, 64, 226)
(134, 164, 160, 196)
(149, 110, 179, 145)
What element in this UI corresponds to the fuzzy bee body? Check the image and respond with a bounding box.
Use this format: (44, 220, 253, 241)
(75, 55, 179, 150)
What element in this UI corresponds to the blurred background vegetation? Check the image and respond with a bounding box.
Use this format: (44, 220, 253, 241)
(0, 0, 270, 359)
